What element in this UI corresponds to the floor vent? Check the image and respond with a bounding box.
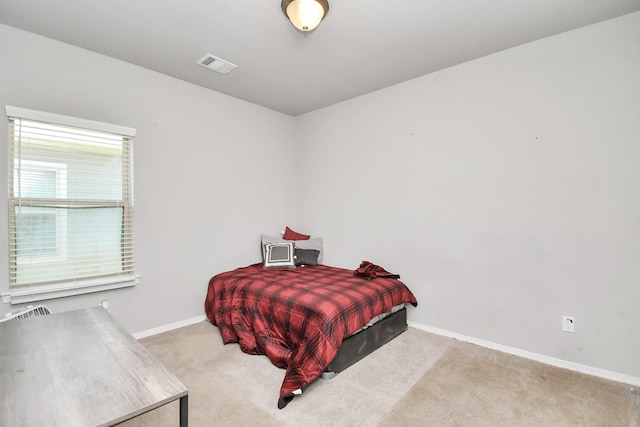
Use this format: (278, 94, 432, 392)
(197, 54, 237, 74)
(1, 305, 52, 322)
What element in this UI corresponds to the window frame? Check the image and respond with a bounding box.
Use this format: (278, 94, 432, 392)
(2, 106, 140, 305)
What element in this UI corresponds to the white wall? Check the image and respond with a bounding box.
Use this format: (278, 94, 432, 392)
(0, 24, 296, 332)
(294, 12, 640, 379)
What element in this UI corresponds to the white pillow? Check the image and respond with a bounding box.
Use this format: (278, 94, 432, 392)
(261, 234, 284, 261)
(264, 242, 295, 268)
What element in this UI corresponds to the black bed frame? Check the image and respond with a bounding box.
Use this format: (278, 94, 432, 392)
(321, 306, 408, 379)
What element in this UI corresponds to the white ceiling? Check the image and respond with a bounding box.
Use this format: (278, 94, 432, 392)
(1, 0, 639, 116)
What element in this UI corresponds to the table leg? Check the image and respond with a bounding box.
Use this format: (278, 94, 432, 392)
(179, 394, 188, 427)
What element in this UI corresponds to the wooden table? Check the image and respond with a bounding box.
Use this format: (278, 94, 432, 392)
(0, 307, 188, 426)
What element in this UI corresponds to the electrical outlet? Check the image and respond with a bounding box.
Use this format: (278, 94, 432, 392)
(562, 315, 575, 333)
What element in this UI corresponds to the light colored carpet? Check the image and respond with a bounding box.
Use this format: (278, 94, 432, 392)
(381, 343, 640, 427)
(121, 321, 639, 426)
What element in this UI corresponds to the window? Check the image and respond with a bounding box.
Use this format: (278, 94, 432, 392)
(3, 106, 138, 304)
(13, 160, 68, 263)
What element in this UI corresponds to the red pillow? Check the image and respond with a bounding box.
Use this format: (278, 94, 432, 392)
(283, 226, 310, 241)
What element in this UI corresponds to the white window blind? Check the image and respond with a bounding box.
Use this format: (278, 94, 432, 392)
(5, 106, 137, 300)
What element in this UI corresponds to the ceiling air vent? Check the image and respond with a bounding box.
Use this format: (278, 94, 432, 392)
(197, 54, 237, 74)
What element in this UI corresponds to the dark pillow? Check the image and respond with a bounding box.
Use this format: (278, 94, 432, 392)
(294, 248, 320, 266)
(294, 237, 323, 264)
(283, 226, 310, 241)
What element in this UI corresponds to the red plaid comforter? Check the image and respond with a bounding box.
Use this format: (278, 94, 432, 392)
(204, 263, 418, 408)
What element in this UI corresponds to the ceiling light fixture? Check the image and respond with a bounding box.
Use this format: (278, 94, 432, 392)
(281, 0, 329, 33)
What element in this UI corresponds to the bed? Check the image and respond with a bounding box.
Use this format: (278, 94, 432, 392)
(204, 262, 417, 408)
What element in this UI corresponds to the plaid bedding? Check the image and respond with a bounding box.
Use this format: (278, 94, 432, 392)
(204, 263, 418, 408)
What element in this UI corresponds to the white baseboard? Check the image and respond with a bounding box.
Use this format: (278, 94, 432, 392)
(132, 314, 207, 339)
(408, 320, 640, 388)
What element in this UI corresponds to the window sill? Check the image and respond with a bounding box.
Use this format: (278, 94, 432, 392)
(1, 275, 140, 305)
